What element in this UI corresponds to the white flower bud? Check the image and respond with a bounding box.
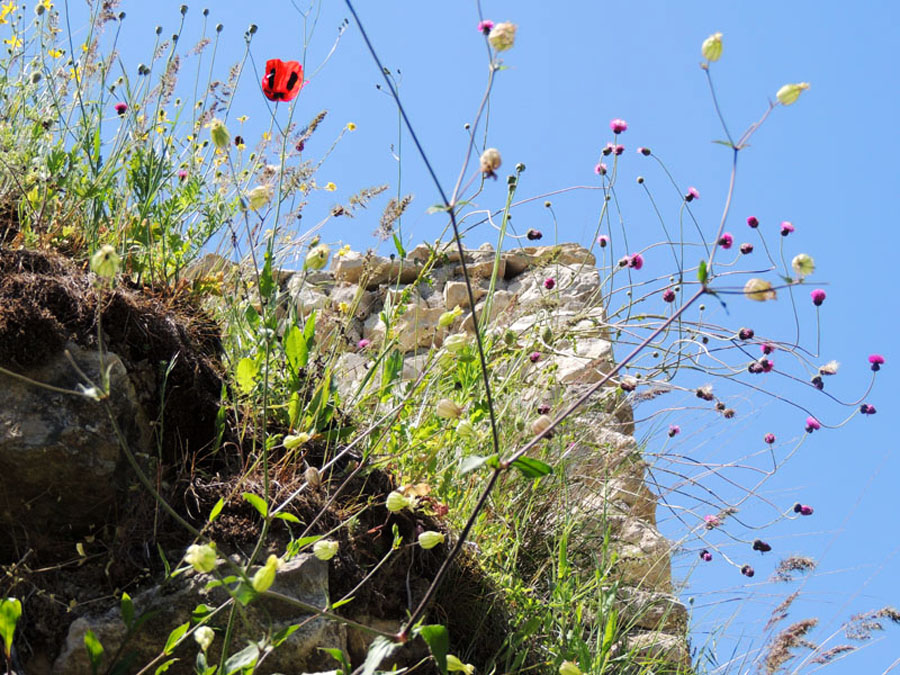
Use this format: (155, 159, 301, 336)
(90, 244, 120, 279)
(791, 253, 815, 279)
(776, 82, 810, 105)
(436, 398, 463, 420)
(247, 184, 273, 210)
(417, 531, 445, 550)
(208, 118, 229, 149)
(386, 490, 413, 513)
(194, 626, 215, 652)
(701, 33, 723, 62)
(313, 539, 339, 561)
(743, 278, 777, 302)
(184, 543, 218, 573)
(488, 22, 517, 51)
(251, 554, 280, 593)
(479, 148, 502, 174)
(305, 243, 331, 270)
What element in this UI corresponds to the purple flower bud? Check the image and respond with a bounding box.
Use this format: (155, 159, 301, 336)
(761, 343, 776, 355)
(526, 228, 543, 241)
(662, 288, 676, 303)
(357, 338, 371, 349)
(543, 278, 555, 290)
(764, 433, 776, 444)
(740, 242, 754, 254)
(668, 424, 680, 437)
(748, 362, 764, 374)
(860, 403, 877, 415)
(810, 289, 826, 306)
(114, 102, 128, 116)
(177, 169, 187, 181)
(610, 118, 628, 134)
(780, 221, 795, 236)
(719, 232, 734, 249)
(618, 256, 629, 267)
(761, 359, 774, 373)
(628, 253, 644, 270)
(738, 327, 755, 340)
(811, 375, 824, 390)
(685, 186, 700, 202)
(704, 514, 721, 528)
(537, 403, 551, 415)
(741, 564, 755, 578)
(477, 19, 494, 34)
(869, 354, 885, 371)
(746, 216, 759, 228)
(700, 549, 712, 562)
(597, 235, 609, 248)
(614, 144, 625, 156)
(602, 142, 615, 156)
(805, 416, 821, 433)
(752, 539, 772, 553)
(529, 351, 541, 363)
(795, 504, 814, 516)
(594, 162, 607, 175)
(638, 147, 651, 156)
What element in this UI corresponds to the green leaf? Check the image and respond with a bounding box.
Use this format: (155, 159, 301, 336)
(154, 658, 178, 674)
(120, 592, 134, 630)
(242, 493, 268, 518)
(303, 311, 317, 341)
(191, 604, 214, 623)
(157, 544, 171, 577)
(601, 608, 618, 654)
(235, 358, 259, 395)
(331, 596, 354, 610)
(416, 625, 449, 675)
(426, 203, 451, 214)
(224, 642, 260, 674)
(208, 497, 225, 523)
(234, 582, 258, 607)
(362, 635, 401, 675)
(0, 597, 22, 658)
(288, 391, 302, 428)
(272, 623, 300, 647)
(697, 260, 708, 285)
(392, 233, 406, 259)
(320, 646, 351, 674)
(84, 629, 104, 673)
(163, 621, 189, 655)
(275, 512, 302, 524)
(259, 251, 275, 299)
(285, 325, 308, 374)
(511, 457, 553, 478)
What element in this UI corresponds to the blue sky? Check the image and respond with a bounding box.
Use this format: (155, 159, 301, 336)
(66, 1, 898, 671)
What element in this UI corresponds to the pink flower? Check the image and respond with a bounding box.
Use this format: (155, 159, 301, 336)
(529, 351, 541, 363)
(357, 338, 371, 349)
(628, 253, 644, 270)
(746, 216, 759, 228)
(764, 433, 776, 444)
(526, 228, 543, 240)
(860, 403, 877, 415)
(597, 235, 609, 248)
(668, 424, 680, 437)
(594, 162, 608, 175)
(760, 359, 774, 373)
(761, 343, 776, 355)
(662, 288, 676, 303)
(794, 503, 814, 516)
(477, 19, 494, 34)
(699, 549, 712, 562)
(685, 187, 700, 202)
(738, 327, 755, 340)
(805, 416, 821, 432)
(177, 169, 188, 181)
(780, 221, 795, 236)
(114, 102, 128, 116)
(741, 564, 755, 578)
(637, 147, 651, 156)
(602, 142, 615, 156)
(740, 242, 754, 254)
(810, 289, 826, 306)
(704, 514, 721, 528)
(719, 232, 733, 249)
(614, 144, 625, 156)
(868, 354, 885, 371)
(610, 118, 628, 134)
(543, 277, 555, 290)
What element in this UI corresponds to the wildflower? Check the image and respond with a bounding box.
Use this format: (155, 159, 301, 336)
(194, 626, 215, 652)
(744, 278, 777, 302)
(357, 338, 371, 350)
(868, 354, 885, 371)
(337, 243, 352, 258)
(746, 216, 759, 228)
(704, 514, 721, 528)
(808, 289, 826, 307)
(324, 182, 337, 192)
(4, 35, 22, 49)
(764, 433, 776, 444)
(668, 424, 680, 437)
(532, 414, 553, 436)
(283, 433, 310, 450)
(594, 162, 607, 176)
(638, 146, 651, 156)
(177, 169, 187, 181)
(597, 235, 609, 247)
(741, 564, 755, 578)
(543, 277, 555, 290)
(684, 186, 700, 202)
(719, 232, 733, 249)
(305, 244, 330, 271)
(761, 343, 776, 355)
(776, 82, 810, 105)
(208, 118, 230, 150)
(628, 253, 644, 270)
(662, 288, 676, 303)
(760, 359, 774, 373)
(699, 550, 713, 562)
(184, 543, 218, 573)
(780, 221, 795, 236)
(436, 399, 463, 420)
(346, 122, 357, 131)
(47, 48, 64, 58)
(251, 554, 281, 593)
(792, 253, 815, 279)
(819, 360, 839, 375)
(247, 185, 273, 210)
(752, 539, 772, 553)
(529, 351, 541, 363)
(386, 491, 414, 513)
(443, 333, 469, 353)
(261, 58, 304, 102)
(477, 19, 494, 34)
(526, 228, 543, 241)
(114, 102, 127, 116)
(793, 503, 814, 516)
(418, 531, 445, 550)
(448, 655, 476, 675)
(614, 144, 625, 156)
(740, 242, 754, 254)
(738, 327, 755, 340)
(439, 306, 463, 328)
(480, 147, 502, 176)
(696, 385, 714, 401)
(313, 540, 339, 561)
(610, 118, 628, 134)
(488, 21, 516, 51)
(602, 142, 615, 156)
(702, 32, 723, 61)
(456, 419, 476, 438)
(91, 245, 120, 279)
(860, 403, 877, 415)
(537, 403, 551, 415)
(805, 416, 821, 433)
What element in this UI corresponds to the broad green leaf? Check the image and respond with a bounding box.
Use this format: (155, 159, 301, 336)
(235, 358, 258, 395)
(0, 597, 22, 658)
(163, 622, 189, 655)
(362, 635, 401, 675)
(234, 582, 258, 607)
(224, 642, 260, 674)
(288, 391, 302, 428)
(284, 325, 308, 373)
(274, 512, 302, 524)
(154, 658, 178, 674)
(511, 456, 553, 478)
(208, 497, 225, 523)
(272, 623, 300, 647)
(601, 608, 618, 654)
(392, 233, 406, 259)
(84, 629, 104, 673)
(191, 604, 214, 623)
(259, 251, 275, 299)
(416, 625, 449, 674)
(697, 260, 708, 285)
(303, 311, 317, 341)
(242, 493, 268, 518)
(320, 646, 351, 674)
(120, 592, 134, 629)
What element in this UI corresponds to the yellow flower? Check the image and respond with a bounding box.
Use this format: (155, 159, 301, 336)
(338, 301, 350, 314)
(262, 131, 271, 141)
(324, 182, 337, 192)
(4, 35, 22, 49)
(0, 1, 15, 22)
(237, 115, 248, 123)
(337, 243, 351, 258)
(47, 48, 63, 58)
(346, 122, 356, 131)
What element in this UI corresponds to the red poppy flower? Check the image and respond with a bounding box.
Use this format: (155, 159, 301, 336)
(261, 59, 304, 102)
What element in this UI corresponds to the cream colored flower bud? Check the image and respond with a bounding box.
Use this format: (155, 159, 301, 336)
(701, 33, 723, 62)
(208, 118, 230, 149)
(447, 655, 476, 674)
(743, 278, 777, 302)
(305, 243, 331, 270)
(313, 539, 339, 561)
(559, 661, 583, 675)
(791, 253, 815, 279)
(436, 398, 463, 420)
(488, 22, 517, 51)
(386, 490, 413, 513)
(304, 465, 321, 488)
(443, 333, 469, 353)
(194, 626, 215, 652)
(776, 82, 810, 105)
(439, 306, 463, 328)
(283, 432, 311, 449)
(531, 414, 553, 436)
(455, 419, 476, 439)
(251, 554, 281, 593)
(479, 147, 502, 174)
(247, 184, 273, 210)
(91, 244, 120, 279)
(417, 531, 445, 550)
(185, 543, 218, 573)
